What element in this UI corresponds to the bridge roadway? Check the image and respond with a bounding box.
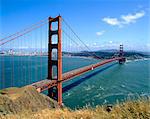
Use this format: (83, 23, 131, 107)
(31, 57, 122, 92)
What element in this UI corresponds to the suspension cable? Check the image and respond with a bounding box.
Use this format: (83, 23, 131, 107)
(0, 21, 48, 46)
(0, 18, 48, 42)
(62, 30, 100, 59)
(62, 18, 101, 59)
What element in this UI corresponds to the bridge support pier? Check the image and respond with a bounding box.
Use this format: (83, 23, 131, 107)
(47, 16, 63, 106)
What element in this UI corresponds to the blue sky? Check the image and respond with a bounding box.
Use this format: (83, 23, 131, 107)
(0, 0, 150, 51)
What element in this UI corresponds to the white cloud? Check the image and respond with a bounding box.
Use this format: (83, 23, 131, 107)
(96, 30, 105, 36)
(102, 18, 120, 26)
(109, 41, 113, 44)
(93, 43, 97, 45)
(102, 11, 145, 27)
(121, 11, 145, 24)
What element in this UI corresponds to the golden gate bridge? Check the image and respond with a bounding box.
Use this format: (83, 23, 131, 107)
(0, 15, 125, 106)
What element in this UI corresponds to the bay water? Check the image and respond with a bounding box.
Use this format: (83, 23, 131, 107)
(0, 56, 149, 109)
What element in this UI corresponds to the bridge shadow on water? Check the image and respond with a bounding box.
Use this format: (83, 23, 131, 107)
(63, 62, 118, 93)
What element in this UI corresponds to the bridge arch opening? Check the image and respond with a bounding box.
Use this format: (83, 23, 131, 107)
(51, 21, 58, 31)
(51, 34, 58, 44)
(52, 49, 58, 60)
(52, 65, 57, 79)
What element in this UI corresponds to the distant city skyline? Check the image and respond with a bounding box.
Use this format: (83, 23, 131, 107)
(0, 0, 150, 51)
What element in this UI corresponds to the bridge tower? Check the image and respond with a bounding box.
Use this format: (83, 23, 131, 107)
(119, 44, 126, 64)
(47, 16, 62, 106)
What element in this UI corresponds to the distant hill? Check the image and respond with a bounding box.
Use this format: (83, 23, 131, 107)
(63, 50, 150, 59)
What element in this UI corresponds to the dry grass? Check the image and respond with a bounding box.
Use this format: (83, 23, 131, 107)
(0, 86, 58, 116)
(0, 86, 150, 119)
(1, 97, 150, 119)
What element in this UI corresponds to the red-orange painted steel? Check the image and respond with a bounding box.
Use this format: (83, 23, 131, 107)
(31, 57, 123, 92)
(57, 16, 63, 106)
(61, 58, 122, 82)
(47, 16, 63, 106)
(119, 45, 125, 64)
(30, 16, 125, 107)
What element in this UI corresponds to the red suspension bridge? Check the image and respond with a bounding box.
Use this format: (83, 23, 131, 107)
(0, 15, 125, 106)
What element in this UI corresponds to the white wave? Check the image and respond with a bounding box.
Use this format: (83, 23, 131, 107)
(126, 60, 132, 63)
(66, 92, 71, 96)
(84, 85, 94, 91)
(140, 92, 150, 96)
(94, 93, 101, 98)
(103, 99, 108, 104)
(99, 86, 104, 90)
(98, 93, 125, 100)
(120, 84, 126, 88)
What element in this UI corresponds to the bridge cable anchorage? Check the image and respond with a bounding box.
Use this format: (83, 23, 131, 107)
(62, 18, 101, 59)
(0, 18, 48, 42)
(0, 21, 48, 46)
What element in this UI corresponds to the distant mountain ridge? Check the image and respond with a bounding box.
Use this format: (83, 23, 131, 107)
(63, 49, 150, 59)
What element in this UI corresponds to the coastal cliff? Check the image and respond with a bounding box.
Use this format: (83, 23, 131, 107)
(0, 86, 149, 119)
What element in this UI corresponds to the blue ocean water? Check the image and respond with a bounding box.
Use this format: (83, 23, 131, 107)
(0, 56, 150, 108)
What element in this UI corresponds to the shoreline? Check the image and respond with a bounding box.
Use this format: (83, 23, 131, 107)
(126, 58, 150, 62)
(1, 54, 150, 61)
